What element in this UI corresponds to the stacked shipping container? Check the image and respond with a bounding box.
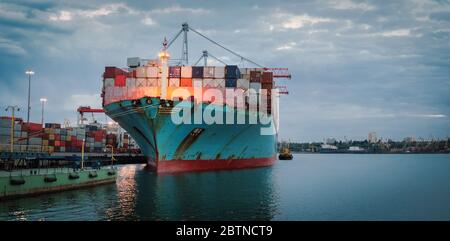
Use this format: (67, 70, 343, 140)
(102, 63, 274, 112)
(0, 118, 137, 153)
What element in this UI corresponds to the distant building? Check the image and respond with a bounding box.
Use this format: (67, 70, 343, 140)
(321, 144, 338, 150)
(368, 132, 378, 143)
(326, 138, 336, 144)
(348, 146, 365, 152)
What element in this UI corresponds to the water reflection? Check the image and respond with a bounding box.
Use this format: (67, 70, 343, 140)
(132, 166, 279, 220)
(0, 164, 278, 221)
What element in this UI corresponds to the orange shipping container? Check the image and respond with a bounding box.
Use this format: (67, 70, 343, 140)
(180, 78, 192, 87)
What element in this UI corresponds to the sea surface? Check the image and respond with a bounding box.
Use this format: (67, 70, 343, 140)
(1, 154, 450, 221)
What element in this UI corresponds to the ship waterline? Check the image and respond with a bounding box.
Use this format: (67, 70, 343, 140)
(104, 97, 278, 173)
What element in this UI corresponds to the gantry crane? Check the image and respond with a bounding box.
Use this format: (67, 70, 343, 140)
(165, 22, 291, 95)
(77, 106, 105, 125)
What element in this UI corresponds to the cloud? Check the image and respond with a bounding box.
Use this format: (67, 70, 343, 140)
(0, 37, 26, 55)
(281, 14, 333, 29)
(380, 29, 411, 37)
(49, 10, 73, 21)
(276, 42, 297, 50)
(328, 0, 375, 11)
(63, 94, 102, 111)
(142, 16, 156, 26)
(150, 5, 210, 14)
(49, 3, 135, 22)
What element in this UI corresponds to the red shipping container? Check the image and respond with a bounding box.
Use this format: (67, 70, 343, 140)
(115, 75, 126, 87)
(55, 140, 60, 146)
(55, 135, 60, 141)
(250, 71, 262, 82)
(262, 72, 273, 84)
(180, 78, 192, 87)
(104, 67, 116, 78)
(127, 70, 136, 78)
(71, 136, 77, 142)
(22, 122, 42, 132)
(261, 82, 273, 89)
(104, 67, 127, 78)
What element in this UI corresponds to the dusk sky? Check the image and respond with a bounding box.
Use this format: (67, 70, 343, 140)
(1, 0, 449, 142)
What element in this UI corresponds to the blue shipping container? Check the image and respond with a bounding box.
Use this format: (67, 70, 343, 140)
(192, 66, 204, 78)
(169, 66, 181, 78)
(225, 79, 237, 88)
(225, 65, 240, 79)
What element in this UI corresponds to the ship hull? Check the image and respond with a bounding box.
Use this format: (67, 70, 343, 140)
(104, 97, 277, 173)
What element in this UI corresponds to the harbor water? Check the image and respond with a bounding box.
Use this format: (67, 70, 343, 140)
(1, 154, 450, 221)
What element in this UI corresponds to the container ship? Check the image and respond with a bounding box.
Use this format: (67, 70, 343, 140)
(101, 23, 290, 173)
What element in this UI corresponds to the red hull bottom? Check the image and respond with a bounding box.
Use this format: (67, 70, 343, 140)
(149, 156, 277, 174)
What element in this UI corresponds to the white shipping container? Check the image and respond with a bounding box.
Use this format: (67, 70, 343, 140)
(146, 66, 159, 78)
(181, 66, 192, 78)
(104, 78, 115, 87)
(237, 79, 250, 89)
(249, 82, 261, 91)
(126, 78, 136, 88)
(114, 87, 126, 97)
(203, 67, 215, 78)
(29, 137, 42, 145)
(135, 78, 146, 87)
(168, 78, 180, 87)
(147, 78, 160, 87)
(202, 78, 215, 88)
(241, 74, 250, 80)
(104, 86, 114, 99)
(193, 79, 203, 88)
(214, 67, 225, 78)
(203, 78, 225, 88)
(135, 67, 146, 78)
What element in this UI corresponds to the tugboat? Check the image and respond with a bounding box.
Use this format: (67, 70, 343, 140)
(278, 147, 293, 160)
(278, 141, 293, 160)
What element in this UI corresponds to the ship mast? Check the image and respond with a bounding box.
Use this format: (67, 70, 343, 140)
(159, 38, 170, 100)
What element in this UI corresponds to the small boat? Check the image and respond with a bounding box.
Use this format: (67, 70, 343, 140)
(279, 139, 293, 160)
(279, 147, 293, 160)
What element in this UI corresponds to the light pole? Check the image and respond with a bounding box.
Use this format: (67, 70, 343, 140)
(40, 98, 47, 127)
(105, 144, 115, 169)
(25, 69, 35, 152)
(5, 106, 20, 153)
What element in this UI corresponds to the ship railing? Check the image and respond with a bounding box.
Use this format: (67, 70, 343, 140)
(0, 158, 115, 177)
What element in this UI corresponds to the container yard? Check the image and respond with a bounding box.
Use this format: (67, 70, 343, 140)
(0, 116, 139, 154)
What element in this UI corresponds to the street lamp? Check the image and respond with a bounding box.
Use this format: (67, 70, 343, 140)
(40, 98, 47, 127)
(5, 106, 20, 153)
(25, 69, 35, 152)
(105, 144, 115, 169)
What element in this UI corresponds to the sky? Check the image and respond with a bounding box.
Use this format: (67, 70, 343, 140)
(0, 0, 449, 142)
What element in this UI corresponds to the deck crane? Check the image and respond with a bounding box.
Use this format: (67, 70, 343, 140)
(165, 22, 291, 95)
(77, 106, 105, 125)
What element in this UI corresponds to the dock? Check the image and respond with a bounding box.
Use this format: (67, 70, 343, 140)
(0, 153, 117, 200)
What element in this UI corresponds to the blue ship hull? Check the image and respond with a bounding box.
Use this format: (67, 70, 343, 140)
(104, 97, 277, 173)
